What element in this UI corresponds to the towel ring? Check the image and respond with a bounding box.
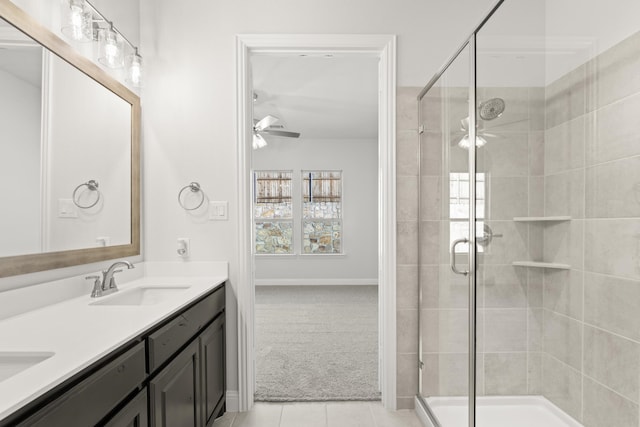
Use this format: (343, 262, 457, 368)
(72, 180, 101, 209)
(178, 182, 205, 210)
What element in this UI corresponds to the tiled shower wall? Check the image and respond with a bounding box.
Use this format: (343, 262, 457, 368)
(416, 86, 545, 400)
(396, 86, 421, 409)
(540, 30, 640, 426)
(395, 85, 545, 407)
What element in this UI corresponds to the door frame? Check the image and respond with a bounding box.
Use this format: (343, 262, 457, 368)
(235, 33, 397, 411)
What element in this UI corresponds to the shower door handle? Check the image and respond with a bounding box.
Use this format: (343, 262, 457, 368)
(450, 238, 469, 276)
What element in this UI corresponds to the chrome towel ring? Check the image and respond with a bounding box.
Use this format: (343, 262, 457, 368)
(178, 182, 205, 210)
(73, 180, 101, 209)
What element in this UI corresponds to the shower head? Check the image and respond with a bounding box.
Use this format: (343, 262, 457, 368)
(479, 98, 505, 121)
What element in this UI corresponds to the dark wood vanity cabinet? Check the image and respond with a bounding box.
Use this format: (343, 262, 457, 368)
(7, 283, 225, 427)
(147, 284, 226, 427)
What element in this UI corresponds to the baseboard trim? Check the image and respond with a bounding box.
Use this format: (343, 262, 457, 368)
(415, 395, 437, 427)
(226, 390, 239, 412)
(255, 278, 378, 286)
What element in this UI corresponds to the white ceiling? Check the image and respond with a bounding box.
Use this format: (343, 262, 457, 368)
(251, 54, 379, 140)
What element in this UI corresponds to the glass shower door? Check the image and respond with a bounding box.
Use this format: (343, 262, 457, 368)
(418, 42, 475, 426)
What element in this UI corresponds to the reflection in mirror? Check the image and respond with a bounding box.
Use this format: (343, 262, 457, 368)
(0, 16, 131, 258)
(0, 21, 42, 257)
(0, 0, 139, 279)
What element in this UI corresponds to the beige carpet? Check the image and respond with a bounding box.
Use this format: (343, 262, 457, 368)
(255, 285, 380, 401)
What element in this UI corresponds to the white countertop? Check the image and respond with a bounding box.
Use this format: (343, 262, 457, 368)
(0, 274, 226, 421)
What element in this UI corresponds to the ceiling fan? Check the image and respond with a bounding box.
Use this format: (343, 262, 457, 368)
(252, 115, 301, 150)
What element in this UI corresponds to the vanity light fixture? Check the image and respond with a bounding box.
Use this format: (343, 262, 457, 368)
(98, 22, 123, 69)
(126, 47, 143, 87)
(60, 0, 143, 87)
(60, 0, 92, 42)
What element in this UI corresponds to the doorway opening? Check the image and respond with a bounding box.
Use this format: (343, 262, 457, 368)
(236, 34, 396, 411)
(251, 53, 379, 401)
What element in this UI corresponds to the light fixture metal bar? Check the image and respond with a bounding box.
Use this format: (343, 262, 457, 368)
(84, 0, 138, 53)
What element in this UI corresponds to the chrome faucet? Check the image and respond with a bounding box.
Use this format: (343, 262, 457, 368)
(87, 260, 135, 298)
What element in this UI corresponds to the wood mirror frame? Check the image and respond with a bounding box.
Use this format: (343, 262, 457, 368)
(0, 0, 140, 278)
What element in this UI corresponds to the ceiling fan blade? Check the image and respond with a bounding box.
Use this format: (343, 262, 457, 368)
(487, 118, 529, 128)
(261, 129, 301, 138)
(481, 132, 504, 139)
(254, 115, 280, 131)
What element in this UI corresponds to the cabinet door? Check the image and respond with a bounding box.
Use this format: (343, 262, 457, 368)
(149, 340, 201, 427)
(103, 389, 147, 427)
(200, 315, 225, 426)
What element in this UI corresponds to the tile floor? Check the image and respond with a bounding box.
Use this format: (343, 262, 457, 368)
(213, 402, 423, 427)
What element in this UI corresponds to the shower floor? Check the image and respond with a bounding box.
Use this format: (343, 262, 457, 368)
(419, 396, 582, 427)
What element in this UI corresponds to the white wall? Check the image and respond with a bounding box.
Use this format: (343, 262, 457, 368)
(252, 139, 378, 284)
(0, 66, 41, 257)
(45, 53, 131, 252)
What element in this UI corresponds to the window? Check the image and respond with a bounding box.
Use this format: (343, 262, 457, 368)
(253, 171, 293, 254)
(302, 171, 342, 254)
(449, 172, 485, 253)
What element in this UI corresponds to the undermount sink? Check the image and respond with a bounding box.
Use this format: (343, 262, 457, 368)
(90, 286, 191, 306)
(0, 352, 54, 383)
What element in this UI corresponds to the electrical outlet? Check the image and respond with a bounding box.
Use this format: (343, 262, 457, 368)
(177, 238, 190, 257)
(96, 237, 111, 247)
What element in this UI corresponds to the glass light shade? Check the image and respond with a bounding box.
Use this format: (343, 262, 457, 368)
(126, 50, 143, 87)
(253, 133, 267, 150)
(458, 134, 487, 149)
(98, 26, 123, 68)
(60, 0, 92, 42)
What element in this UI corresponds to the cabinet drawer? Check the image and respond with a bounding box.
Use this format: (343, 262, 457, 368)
(20, 342, 146, 427)
(148, 285, 224, 373)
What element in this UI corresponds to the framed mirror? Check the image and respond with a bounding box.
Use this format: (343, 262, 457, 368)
(0, 1, 140, 278)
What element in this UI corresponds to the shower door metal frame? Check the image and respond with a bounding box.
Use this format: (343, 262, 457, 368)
(416, 1, 504, 426)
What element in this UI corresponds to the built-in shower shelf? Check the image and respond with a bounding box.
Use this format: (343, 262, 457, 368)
(513, 216, 572, 222)
(512, 261, 571, 270)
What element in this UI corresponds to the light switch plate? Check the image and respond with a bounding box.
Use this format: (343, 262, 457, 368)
(58, 199, 77, 218)
(209, 201, 228, 220)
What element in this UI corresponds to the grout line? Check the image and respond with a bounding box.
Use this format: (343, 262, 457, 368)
(581, 269, 640, 284)
(545, 351, 640, 407)
(542, 307, 640, 345)
(324, 402, 328, 427)
(582, 372, 640, 407)
(368, 402, 381, 427)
